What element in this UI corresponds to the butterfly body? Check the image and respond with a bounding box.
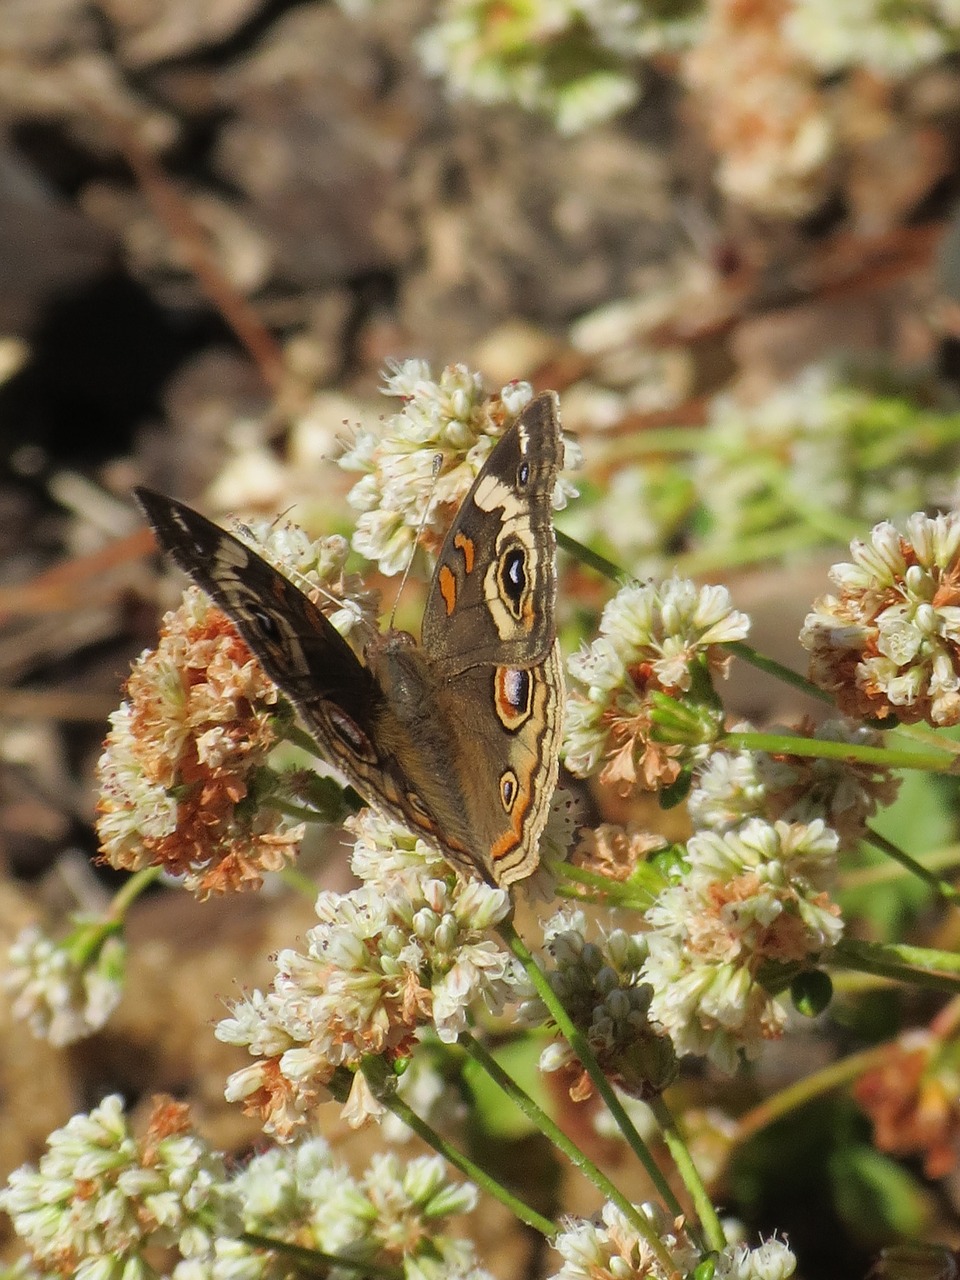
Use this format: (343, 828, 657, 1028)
(135, 391, 564, 887)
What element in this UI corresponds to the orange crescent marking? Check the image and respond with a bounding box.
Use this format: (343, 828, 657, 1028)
(438, 564, 457, 615)
(490, 766, 533, 863)
(454, 532, 475, 574)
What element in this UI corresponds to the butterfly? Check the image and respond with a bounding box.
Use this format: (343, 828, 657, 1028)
(135, 391, 564, 887)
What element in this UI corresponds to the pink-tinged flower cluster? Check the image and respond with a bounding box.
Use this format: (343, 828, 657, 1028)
(550, 1200, 796, 1280)
(95, 587, 303, 896)
(217, 822, 518, 1135)
(0, 1094, 233, 1278)
(801, 512, 960, 726)
(641, 818, 843, 1072)
(564, 577, 749, 792)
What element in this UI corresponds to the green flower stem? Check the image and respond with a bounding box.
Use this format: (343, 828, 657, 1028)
(346, 1063, 555, 1238)
(722, 730, 955, 773)
(647, 1096, 725, 1253)
(832, 939, 960, 993)
(240, 1230, 402, 1278)
(841, 843, 960, 889)
(497, 920, 684, 1220)
(277, 864, 323, 899)
(110, 865, 162, 919)
(281, 720, 327, 758)
(723, 642, 833, 704)
(731, 1042, 892, 1145)
(556, 529, 624, 582)
(272, 798, 334, 823)
(671, 525, 828, 578)
(458, 1032, 677, 1265)
(864, 828, 960, 902)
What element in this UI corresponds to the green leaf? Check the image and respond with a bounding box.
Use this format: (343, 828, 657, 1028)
(828, 1145, 932, 1247)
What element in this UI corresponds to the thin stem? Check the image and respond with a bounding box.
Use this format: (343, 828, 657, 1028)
(832, 939, 960, 993)
(459, 1033, 676, 1263)
(722, 730, 955, 773)
(239, 1230, 402, 1278)
(349, 1063, 556, 1238)
(864, 829, 960, 902)
(498, 920, 683, 1217)
(647, 1097, 725, 1252)
(556, 529, 624, 582)
(841, 842, 960, 889)
(732, 1043, 892, 1144)
(110, 865, 163, 919)
(272, 799, 335, 823)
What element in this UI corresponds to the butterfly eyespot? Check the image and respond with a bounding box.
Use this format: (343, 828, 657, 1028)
(250, 607, 281, 641)
(499, 770, 519, 812)
(499, 547, 527, 611)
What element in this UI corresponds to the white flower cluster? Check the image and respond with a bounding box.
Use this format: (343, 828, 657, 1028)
(802, 511, 960, 725)
(523, 909, 675, 1100)
(339, 361, 529, 574)
(786, 0, 960, 77)
(564, 576, 749, 786)
(0, 1095, 233, 1280)
(688, 719, 900, 847)
(1, 1101, 489, 1280)
(6, 923, 125, 1048)
(642, 818, 843, 1072)
(550, 1200, 796, 1280)
(218, 812, 521, 1134)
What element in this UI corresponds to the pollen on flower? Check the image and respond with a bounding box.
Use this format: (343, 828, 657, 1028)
(95, 587, 303, 896)
(801, 512, 960, 726)
(563, 577, 749, 793)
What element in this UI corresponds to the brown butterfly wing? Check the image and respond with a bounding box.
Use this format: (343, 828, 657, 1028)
(421, 392, 562, 678)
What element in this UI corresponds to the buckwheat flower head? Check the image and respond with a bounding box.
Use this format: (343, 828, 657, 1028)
(689, 719, 900, 847)
(564, 577, 749, 791)
(352, 1152, 480, 1278)
(549, 1200, 700, 1280)
(237, 519, 380, 638)
(641, 818, 843, 1072)
(521, 909, 675, 1101)
(785, 0, 952, 76)
(7, 921, 125, 1047)
(0, 1094, 234, 1279)
(95, 588, 303, 896)
(218, 874, 518, 1136)
(571, 822, 668, 882)
(682, 0, 833, 216)
(854, 1031, 960, 1180)
(800, 511, 960, 726)
(339, 361, 575, 574)
(347, 808, 452, 890)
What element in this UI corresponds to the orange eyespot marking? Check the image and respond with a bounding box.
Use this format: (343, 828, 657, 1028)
(490, 765, 533, 863)
(438, 564, 457, 615)
(454, 532, 475, 574)
(494, 667, 532, 730)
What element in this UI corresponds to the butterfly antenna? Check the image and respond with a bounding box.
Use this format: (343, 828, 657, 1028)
(389, 452, 443, 630)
